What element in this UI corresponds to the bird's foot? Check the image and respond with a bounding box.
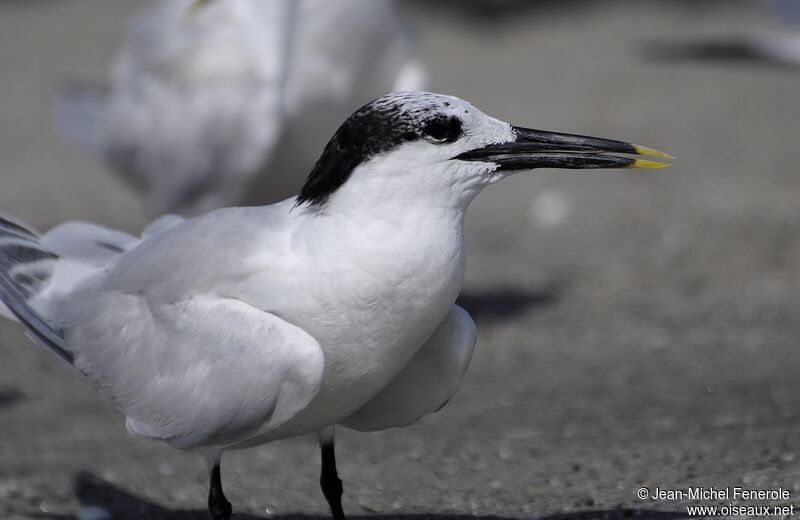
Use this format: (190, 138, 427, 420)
(208, 497, 232, 520)
(321, 474, 345, 520)
(208, 490, 232, 520)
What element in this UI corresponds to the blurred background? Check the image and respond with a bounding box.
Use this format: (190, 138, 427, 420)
(1, 0, 800, 518)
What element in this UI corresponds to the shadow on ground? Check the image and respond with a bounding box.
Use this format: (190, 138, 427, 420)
(406, 0, 591, 23)
(0, 386, 24, 409)
(33, 472, 688, 520)
(640, 37, 800, 70)
(408, 0, 741, 24)
(456, 284, 560, 324)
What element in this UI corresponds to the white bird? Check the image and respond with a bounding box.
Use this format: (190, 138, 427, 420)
(2, 92, 671, 520)
(57, 0, 426, 217)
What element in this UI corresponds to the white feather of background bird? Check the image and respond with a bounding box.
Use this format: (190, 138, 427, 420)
(57, 0, 427, 217)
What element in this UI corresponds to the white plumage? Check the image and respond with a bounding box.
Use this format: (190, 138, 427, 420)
(1, 196, 477, 448)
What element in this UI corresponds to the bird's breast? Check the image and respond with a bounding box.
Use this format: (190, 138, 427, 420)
(264, 211, 467, 435)
(317, 226, 465, 376)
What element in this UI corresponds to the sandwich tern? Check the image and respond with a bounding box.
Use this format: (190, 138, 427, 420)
(57, 0, 426, 217)
(2, 92, 671, 519)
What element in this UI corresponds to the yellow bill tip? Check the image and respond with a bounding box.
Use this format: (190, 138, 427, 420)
(629, 159, 671, 169)
(633, 145, 675, 160)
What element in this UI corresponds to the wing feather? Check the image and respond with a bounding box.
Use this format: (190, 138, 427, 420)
(67, 293, 324, 449)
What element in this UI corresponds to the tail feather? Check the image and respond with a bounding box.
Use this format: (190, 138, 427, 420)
(0, 216, 73, 365)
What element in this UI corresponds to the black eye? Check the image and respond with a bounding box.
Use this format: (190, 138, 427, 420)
(421, 115, 463, 144)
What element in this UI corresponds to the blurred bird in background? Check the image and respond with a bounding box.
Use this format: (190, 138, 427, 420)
(56, 0, 426, 217)
(642, 0, 800, 69)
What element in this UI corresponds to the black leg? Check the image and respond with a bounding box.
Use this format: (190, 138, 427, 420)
(208, 463, 232, 520)
(320, 441, 346, 520)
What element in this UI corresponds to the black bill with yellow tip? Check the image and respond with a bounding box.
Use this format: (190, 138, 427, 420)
(456, 126, 673, 170)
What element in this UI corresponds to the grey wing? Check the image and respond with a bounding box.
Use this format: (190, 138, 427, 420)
(340, 305, 477, 432)
(66, 293, 324, 449)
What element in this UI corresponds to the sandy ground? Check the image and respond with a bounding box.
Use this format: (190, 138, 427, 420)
(1, 1, 800, 519)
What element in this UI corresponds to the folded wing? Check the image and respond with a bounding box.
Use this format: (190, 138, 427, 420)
(68, 293, 324, 449)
